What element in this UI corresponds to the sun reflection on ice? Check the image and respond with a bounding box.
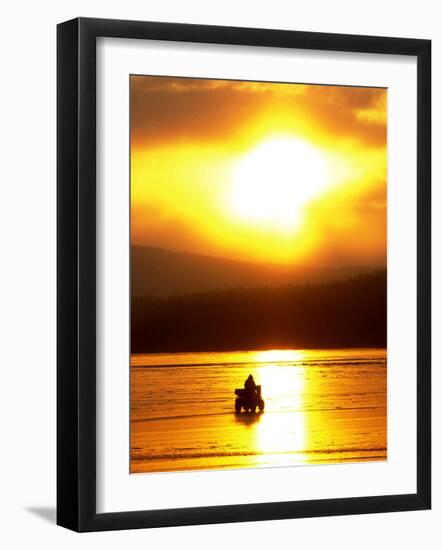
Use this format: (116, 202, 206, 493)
(254, 349, 307, 364)
(252, 354, 308, 465)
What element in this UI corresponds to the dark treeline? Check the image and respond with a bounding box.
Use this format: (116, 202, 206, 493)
(131, 270, 387, 353)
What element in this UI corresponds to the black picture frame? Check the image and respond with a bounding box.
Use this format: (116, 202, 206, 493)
(57, 17, 431, 532)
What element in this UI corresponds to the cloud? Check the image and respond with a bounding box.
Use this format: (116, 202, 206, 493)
(130, 76, 387, 268)
(130, 75, 386, 150)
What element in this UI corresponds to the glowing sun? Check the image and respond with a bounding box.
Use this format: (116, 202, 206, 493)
(231, 137, 329, 231)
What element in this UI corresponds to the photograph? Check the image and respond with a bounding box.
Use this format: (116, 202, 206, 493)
(129, 75, 388, 474)
(53, 10, 431, 534)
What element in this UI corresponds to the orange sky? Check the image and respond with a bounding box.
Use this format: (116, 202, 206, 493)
(130, 75, 387, 266)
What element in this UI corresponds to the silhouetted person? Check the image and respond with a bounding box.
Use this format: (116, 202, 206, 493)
(244, 374, 257, 398)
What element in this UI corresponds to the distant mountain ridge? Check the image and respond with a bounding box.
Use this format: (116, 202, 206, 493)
(131, 245, 382, 298)
(131, 270, 387, 353)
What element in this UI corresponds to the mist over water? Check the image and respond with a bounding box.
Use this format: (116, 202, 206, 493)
(130, 348, 387, 473)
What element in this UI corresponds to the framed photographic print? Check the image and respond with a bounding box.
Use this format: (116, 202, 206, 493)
(57, 17, 431, 531)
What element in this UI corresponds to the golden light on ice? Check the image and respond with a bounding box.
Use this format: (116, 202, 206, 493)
(231, 138, 329, 232)
(255, 363, 307, 464)
(254, 349, 306, 364)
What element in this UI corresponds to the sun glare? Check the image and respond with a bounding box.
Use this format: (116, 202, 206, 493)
(231, 137, 329, 232)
